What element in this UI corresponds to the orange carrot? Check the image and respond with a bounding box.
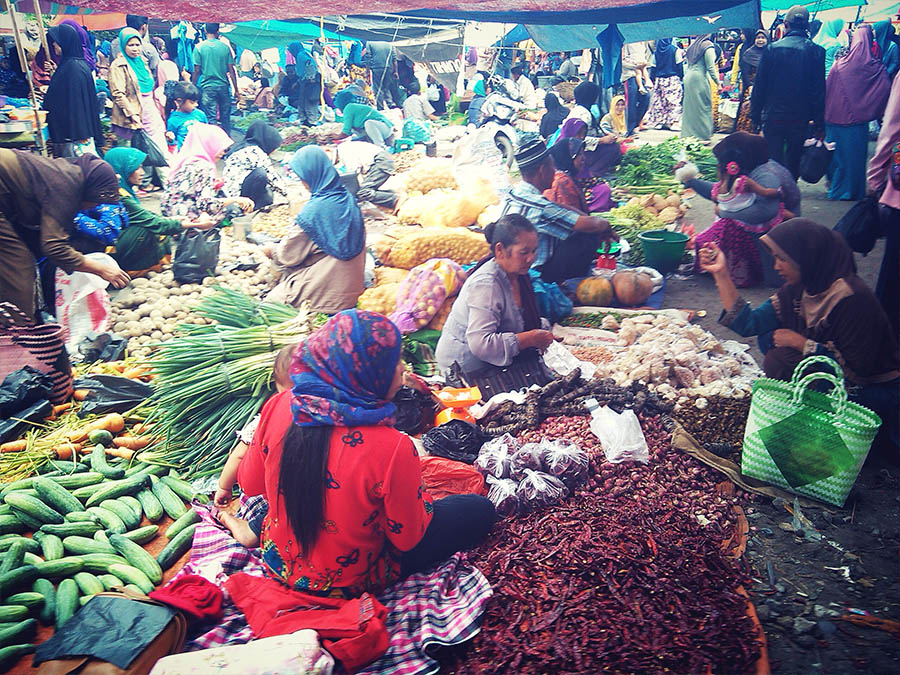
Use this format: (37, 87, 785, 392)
(53, 442, 82, 459)
(112, 436, 153, 451)
(0, 439, 28, 453)
(68, 413, 126, 443)
(104, 447, 135, 460)
(131, 423, 154, 435)
(123, 366, 150, 379)
(73, 389, 90, 401)
(52, 403, 73, 416)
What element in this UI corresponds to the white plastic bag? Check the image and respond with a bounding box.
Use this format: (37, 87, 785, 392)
(452, 126, 510, 192)
(55, 252, 115, 355)
(588, 405, 649, 464)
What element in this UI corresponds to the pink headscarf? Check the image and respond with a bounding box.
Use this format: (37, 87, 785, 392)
(169, 123, 233, 175)
(825, 25, 891, 125)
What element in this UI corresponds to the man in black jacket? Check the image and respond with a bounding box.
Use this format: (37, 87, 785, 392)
(750, 5, 826, 178)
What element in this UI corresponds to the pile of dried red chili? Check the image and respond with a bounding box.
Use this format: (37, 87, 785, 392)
(442, 414, 761, 674)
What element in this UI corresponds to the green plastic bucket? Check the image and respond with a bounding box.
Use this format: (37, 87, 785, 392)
(638, 230, 690, 274)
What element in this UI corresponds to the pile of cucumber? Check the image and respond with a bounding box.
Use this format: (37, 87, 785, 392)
(0, 452, 203, 667)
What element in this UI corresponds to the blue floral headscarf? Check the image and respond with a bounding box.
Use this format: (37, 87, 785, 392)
(290, 310, 400, 428)
(73, 203, 129, 245)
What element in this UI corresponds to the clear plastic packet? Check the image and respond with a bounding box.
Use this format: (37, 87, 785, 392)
(515, 469, 569, 511)
(486, 475, 520, 518)
(509, 442, 545, 479)
(540, 439, 590, 487)
(474, 433, 518, 479)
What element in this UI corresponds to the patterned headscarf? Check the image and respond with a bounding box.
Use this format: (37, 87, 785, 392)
(291, 310, 401, 428)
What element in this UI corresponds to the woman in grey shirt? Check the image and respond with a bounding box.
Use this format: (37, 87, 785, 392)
(436, 215, 555, 376)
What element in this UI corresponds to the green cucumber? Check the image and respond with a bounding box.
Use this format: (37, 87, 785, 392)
(107, 563, 154, 594)
(99, 500, 139, 531)
(33, 532, 64, 561)
(123, 584, 144, 595)
(72, 483, 109, 501)
(31, 477, 85, 515)
(0, 479, 34, 500)
(55, 578, 78, 628)
(77, 553, 129, 574)
(126, 463, 168, 478)
(0, 643, 36, 670)
(0, 541, 26, 575)
(88, 430, 114, 447)
(33, 557, 84, 581)
(135, 489, 163, 522)
(0, 565, 39, 598)
(108, 534, 162, 585)
(160, 474, 193, 502)
(0, 605, 29, 623)
(85, 507, 126, 534)
(3, 492, 64, 525)
(0, 618, 36, 648)
(73, 572, 104, 597)
(98, 574, 123, 591)
(4, 591, 44, 611)
(0, 505, 12, 516)
(122, 525, 159, 545)
(90, 445, 125, 480)
(9, 508, 42, 531)
(39, 457, 88, 474)
(22, 552, 43, 566)
(118, 496, 143, 523)
(148, 475, 186, 520)
(65, 511, 99, 524)
(31, 578, 56, 625)
(0, 515, 25, 536)
(51, 472, 104, 489)
(39, 521, 100, 537)
(0, 535, 40, 555)
(84, 475, 148, 508)
(62, 536, 115, 556)
(157, 523, 197, 571)
(165, 508, 200, 540)
(93, 530, 109, 544)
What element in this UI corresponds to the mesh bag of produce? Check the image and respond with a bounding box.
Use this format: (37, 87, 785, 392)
(541, 439, 590, 487)
(388, 258, 465, 334)
(474, 433, 518, 479)
(509, 443, 545, 480)
(486, 475, 520, 517)
(388, 228, 489, 269)
(515, 469, 569, 510)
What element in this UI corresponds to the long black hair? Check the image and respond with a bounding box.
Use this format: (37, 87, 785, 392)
(278, 424, 334, 557)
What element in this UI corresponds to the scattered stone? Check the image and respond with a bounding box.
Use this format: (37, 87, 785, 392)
(813, 605, 839, 619)
(796, 635, 817, 649)
(793, 617, 816, 635)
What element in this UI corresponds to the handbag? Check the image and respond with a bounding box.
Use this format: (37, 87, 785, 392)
(34, 589, 187, 674)
(834, 195, 882, 256)
(741, 356, 881, 506)
(172, 228, 221, 283)
(798, 139, 834, 184)
(458, 350, 553, 400)
(0, 302, 73, 404)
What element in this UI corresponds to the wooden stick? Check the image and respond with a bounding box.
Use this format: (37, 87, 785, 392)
(4, 0, 48, 155)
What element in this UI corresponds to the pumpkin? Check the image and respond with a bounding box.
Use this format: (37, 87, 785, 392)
(575, 277, 614, 306)
(612, 270, 655, 307)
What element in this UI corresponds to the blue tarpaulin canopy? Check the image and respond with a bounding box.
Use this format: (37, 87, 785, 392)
(223, 20, 347, 51)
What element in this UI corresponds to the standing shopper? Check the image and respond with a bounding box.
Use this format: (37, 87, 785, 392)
(751, 5, 826, 179)
(644, 38, 683, 131)
(733, 30, 768, 132)
(365, 41, 399, 109)
(193, 23, 238, 136)
(286, 42, 321, 126)
(621, 42, 652, 135)
(825, 25, 890, 201)
(681, 34, 719, 141)
(110, 15, 160, 83)
(43, 24, 104, 157)
(813, 18, 846, 77)
(874, 21, 900, 81)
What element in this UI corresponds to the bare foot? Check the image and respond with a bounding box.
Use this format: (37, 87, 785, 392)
(218, 511, 260, 548)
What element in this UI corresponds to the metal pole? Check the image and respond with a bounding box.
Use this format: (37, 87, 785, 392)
(4, 0, 48, 155)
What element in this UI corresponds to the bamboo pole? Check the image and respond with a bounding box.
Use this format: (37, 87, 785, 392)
(3, 0, 48, 155)
(30, 0, 51, 63)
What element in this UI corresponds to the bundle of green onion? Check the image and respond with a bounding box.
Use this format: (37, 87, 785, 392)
(189, 286, 298, 329)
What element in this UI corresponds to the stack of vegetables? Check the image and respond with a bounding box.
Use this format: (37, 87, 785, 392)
(609, 137, 717, 198)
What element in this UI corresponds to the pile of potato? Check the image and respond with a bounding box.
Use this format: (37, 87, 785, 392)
(251, 205, 295, 239)
(403, 158, 457, 193)
(624, 193, 690, 224)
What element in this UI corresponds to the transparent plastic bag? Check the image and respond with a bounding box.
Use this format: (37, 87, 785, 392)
(515, 469, 569, 511)
(541, 439, 590, 486)
(474, 433, 518, 479)
(588, 405, 649, 464)
(486, 475, 520, 517)
(509, 442, 545, 479)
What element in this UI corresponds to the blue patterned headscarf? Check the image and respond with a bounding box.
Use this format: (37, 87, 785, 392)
(289, 146, 365, 261)
(73, 203, 129, 244)
(290, 310, 400, 428)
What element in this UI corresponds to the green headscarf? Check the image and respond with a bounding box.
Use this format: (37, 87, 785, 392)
(104, 146, 147, 197)
(118, 27, 154, 93)
(473, 79, 486, 97)
(813, 18, 844, 49)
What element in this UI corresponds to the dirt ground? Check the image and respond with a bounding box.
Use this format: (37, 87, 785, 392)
(648, 131, 899, 675)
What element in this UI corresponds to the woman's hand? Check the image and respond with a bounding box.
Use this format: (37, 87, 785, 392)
(225, 197, 254, 213)
(520, 329, 555, 352)
(773, 328, 807, 351)
(698, 242, 727, 276)
(214, 487, 233, 507)
(182, 217, 216, 230)
(79, 258, 130, 288)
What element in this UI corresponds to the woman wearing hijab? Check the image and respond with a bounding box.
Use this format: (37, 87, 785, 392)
(645, 38, 684, 131)
(545, 139, 591, 213)
(286, 41, 321, 126)
(43, 24, 104, 157)
(874, 21, 899, 80)
(468, 78, 488, 126)
(825, 25, 890, 201)
(701, 219, 900, 453)
(60, 19, 96, 73)
(225, 310, 494, 611)
(814, 18, 847, 77)
(221, 122, 287, 210)
(104, 147, 214, 274)
(0, 47, 30, 99)
(734, 29, 768, 132)
(0, 149, 130, 318)
(161, 123, 252, 220)
(599, 95, 627, 137)
(109, 27, 170, 190)
(539, 92, 569, 139)
(96, 40, 111, 81)
(565, 80, 600, 131)
(264, 146, 366, 313)
(681, 34, 719, 141)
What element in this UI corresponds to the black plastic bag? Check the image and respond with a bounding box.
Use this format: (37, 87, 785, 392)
(422, 419, 492, 464)
(173, 229, 221, 283)
(131, 128, 169, 167)
(0, 399, 52, 444)
(392, 386, 438, 436)
(76, 331, 128, 363)
(72, 374, 153, 416)
(834, 195, 882, 256)
(798, 140, 833, 184)
(0, 366, 54, 418)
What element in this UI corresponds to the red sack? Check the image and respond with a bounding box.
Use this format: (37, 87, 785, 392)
(419, 456, 486, 499)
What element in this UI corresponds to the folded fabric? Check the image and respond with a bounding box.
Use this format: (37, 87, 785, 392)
(225, 572, 388, 671)
(149, 574, 224, 621)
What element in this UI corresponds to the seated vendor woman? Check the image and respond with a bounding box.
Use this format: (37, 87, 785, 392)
(436, 215, 556, 380)
(264, 146, 366, 314)
(231, 310, 496, 598)
(701, 218, 900, 455)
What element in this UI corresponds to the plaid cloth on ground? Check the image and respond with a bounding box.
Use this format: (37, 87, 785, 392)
(175, 496, 492, 674)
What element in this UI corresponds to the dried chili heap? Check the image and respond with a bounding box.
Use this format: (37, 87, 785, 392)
(443, 415, 760, 674)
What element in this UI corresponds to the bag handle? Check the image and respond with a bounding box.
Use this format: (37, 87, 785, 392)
(790, 371, 848, 416)
(789, 355, 844, 386)
(0, 302, 36, 330)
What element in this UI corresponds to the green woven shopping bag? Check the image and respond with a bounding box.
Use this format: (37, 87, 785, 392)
(742, 356, 881, 506)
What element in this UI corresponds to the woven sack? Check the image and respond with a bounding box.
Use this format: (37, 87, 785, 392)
(0, 302, 73, 404)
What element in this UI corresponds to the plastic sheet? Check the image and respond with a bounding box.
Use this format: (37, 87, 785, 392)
(419, 456, 486, 499)
(72, 374, 153, 417)
(0, 366, 53, 418)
